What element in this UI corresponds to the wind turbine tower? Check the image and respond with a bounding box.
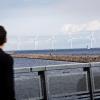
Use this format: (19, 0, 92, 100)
(90, 32, 94, 49)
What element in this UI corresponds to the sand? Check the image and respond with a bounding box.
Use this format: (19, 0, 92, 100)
(11, 54, 100, 63)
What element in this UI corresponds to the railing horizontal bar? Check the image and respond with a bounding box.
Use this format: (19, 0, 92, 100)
(26, 96, 44, 100)
(90, 62, 100, 67)
(51, 91, 89, 98)
(14, 63, 90, 73)
(14, 66, 45, 73)
(46, 71, 87, 77)
(45, 63, 90, 71)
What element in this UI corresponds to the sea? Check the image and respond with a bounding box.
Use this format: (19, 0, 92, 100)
(12, 48, 100, 68)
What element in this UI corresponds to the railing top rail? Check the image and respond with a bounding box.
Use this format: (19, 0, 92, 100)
(45, 63, 89, 71)
(14, 66, 45, 73)
(90, 62, 100, 67)
(14, 63, 91, 73)
(14, 62, 100, 73)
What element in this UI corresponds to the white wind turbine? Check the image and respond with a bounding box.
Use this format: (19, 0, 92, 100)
(64, 24, 82, 49)
(17, 36, 21, 50)
(51, 36, 56, 50)
(46, 36, 56, 50)
(25, 35, 35, 50)
(68, 36, 83, 49)
(85, 31, 95, 49)
(33, 35, 39, 50)
(68, 36, 73, 49)
(67, 32, 77, 49)
(90, 31, 95, 48)
(86, 20, 100, 48)
(67, 35, 71, 49)
(39, 35, 49, 50)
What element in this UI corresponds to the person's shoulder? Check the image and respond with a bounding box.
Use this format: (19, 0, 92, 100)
(0, 50, 13, 65)
(3, 52, 13, 61)
(6, 53, 13, 59)
(2, 52, 14, 67)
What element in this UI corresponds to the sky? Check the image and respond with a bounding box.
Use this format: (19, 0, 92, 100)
(0, 0, 100, 50)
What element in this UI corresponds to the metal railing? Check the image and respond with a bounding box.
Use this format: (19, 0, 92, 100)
(14, 62, 100, 100)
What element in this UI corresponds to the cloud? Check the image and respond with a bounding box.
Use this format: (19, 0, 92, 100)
(86, 20, 100, 31)
(63, 20, 100, 34)
(63, 24, 86, 33)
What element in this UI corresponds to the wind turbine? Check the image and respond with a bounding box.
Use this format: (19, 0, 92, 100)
(51, 36, 56, 50)
(68, 36, 86, 49)
(90, 31, 95, 48)
(85, 31, 95, 49)
(34, 35, 38, 50)
(67, 32, 74, 49)
(46, 36, 55, 50)
(17, 36, 21, 50)
(68, 38, 73, 49)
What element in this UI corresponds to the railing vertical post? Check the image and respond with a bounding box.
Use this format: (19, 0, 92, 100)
(38, 71, 48, 100)
(84, 65, 94, 100)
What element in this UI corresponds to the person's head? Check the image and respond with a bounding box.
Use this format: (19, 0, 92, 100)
(0, 25, 7, 46)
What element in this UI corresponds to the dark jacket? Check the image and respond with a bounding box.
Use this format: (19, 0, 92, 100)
(0, 48, 16, 100)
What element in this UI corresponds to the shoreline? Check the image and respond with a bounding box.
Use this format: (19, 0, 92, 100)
(11, 54, 100, 63)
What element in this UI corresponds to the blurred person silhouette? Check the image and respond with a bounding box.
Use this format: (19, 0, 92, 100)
(0, 25, 16, 100)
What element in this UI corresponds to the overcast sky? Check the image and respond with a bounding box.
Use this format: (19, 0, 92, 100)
(1, 0, 100, 50)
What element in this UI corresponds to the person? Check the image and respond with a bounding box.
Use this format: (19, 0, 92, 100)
(0, 25, 16, 100)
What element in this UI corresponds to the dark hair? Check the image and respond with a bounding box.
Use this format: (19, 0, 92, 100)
(0, 25, 7, 45)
